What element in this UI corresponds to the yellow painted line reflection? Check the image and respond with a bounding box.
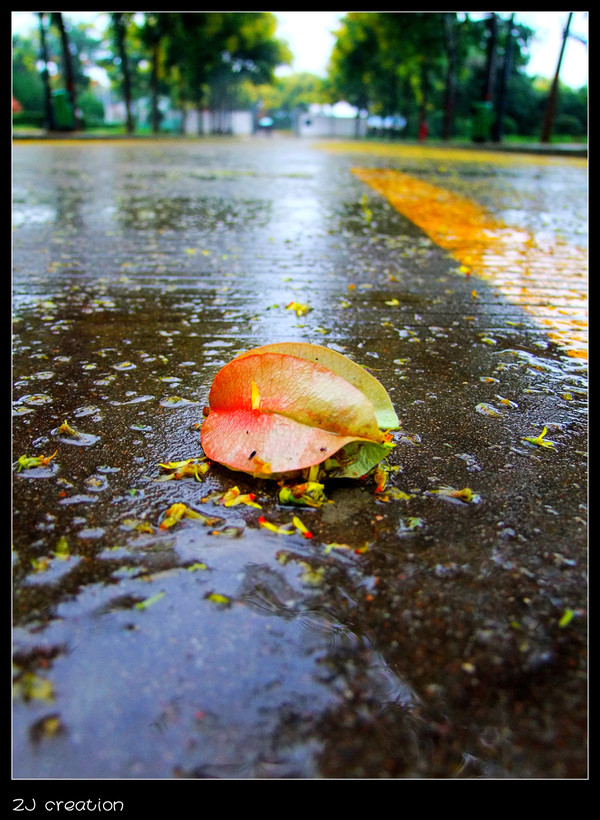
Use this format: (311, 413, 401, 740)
(352, 167, 587, 359)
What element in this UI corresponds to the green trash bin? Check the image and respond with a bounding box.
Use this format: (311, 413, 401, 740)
(471, 101, 494, 143)
(52, 90, 75, 130)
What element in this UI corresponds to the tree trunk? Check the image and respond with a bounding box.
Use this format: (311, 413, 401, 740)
(540, 12, 573, 143)
(442, 13, 457, 140)
(195, 91, 204, 136)
(492, 14, 515, 142)
(37, 13, 55, 131)
(112, 13, 135, 134)
(418, 63, 430, 140)
(51, 12, 79, 129)
(482, 12, 499, 101)
(150, 41, 161, 134)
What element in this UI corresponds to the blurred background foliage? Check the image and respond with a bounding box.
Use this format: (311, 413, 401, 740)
(12, 11, 587, 143)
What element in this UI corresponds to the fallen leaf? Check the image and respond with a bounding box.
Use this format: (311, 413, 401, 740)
(201, 344, 398, 479)
(239, 342, 399, 429)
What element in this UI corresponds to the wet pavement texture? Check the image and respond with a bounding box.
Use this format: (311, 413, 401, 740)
(12, 137, 587, 779)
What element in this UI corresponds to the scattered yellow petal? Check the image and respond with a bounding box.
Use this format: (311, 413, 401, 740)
(52, 536, 70, 559)
(431, 486, 481, 504)
(16, 450, 58, 472)
(14, 672, 54, 702)
(159, 503, 187, 529)
(378, 487, 412, 502)
(292, 515, 313, 539)
(279, 481, 328, 507)
(324, 542, 353, 553)
(220, 486, 262, 508)
(30, 557, 51, 573)
(258, 516, 295, 535)
(135, 591, 165, 610)
(373, 467, 388, 493)
(522, 426, 556, 449)
(285, 301, 311, 316)
(158, 458, 210, 481)
(206, 592, 231, 606)
(297, 561, 325, 586)
(58, 420, 81, 438)
(559, 608, 575, 628)
(159, 503, 221, 529)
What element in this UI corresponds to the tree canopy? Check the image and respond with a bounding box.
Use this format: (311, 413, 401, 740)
(12, 11, 587, 141)
(326, 12, 586, 141)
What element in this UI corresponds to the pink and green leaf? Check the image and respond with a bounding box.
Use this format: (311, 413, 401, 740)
(200, 344, 398, 479)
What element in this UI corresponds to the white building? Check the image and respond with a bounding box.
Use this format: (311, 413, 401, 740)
(98, 87, 254, 136)
(183, 108, 254, 136)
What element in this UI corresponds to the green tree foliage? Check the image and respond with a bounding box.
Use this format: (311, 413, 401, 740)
(327, 11, 586, 141)
(13, 12, 290, 134)
(329, 12, 481, 138)
(108, 13, 135, 133)
(12, 33, 45, 114)
(328, 13, 382, 113)
(136, 12, 292, 133)
(12, 11, 586, 140)
(194, 12, 292, 128)
(13, 13, 106, 129)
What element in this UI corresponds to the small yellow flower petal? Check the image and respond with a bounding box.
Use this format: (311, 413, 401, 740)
(522, 426, 556, 448)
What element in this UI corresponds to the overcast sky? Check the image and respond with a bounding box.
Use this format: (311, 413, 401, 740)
(12, 11, 588, 89)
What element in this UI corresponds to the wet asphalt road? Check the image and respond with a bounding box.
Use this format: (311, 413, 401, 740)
(12, 136, 587, 780)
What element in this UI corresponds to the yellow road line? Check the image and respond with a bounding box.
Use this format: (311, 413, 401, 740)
(352, 167, 588, 359)
(318, 140, 587, 168)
